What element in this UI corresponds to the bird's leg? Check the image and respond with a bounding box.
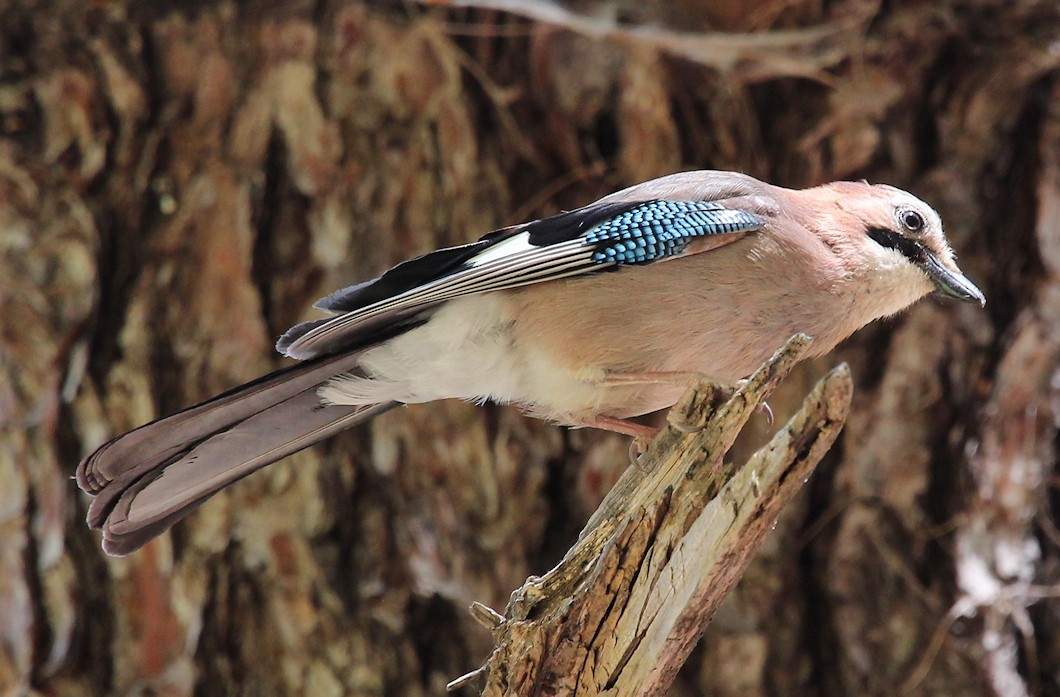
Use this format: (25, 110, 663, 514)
(577, 414, 660, 440)
(591, 370, 733, 433)
(573, 415, 660, 467)
(593, 370, 774, 428)
(592, 370, 725, 388)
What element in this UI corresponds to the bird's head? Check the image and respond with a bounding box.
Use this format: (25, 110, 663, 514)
(819, 181, 986, 308)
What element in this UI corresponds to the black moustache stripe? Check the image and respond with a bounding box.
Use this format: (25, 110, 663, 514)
(865, 226, 925, 263)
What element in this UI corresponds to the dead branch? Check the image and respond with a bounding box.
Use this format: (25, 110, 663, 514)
(448, 334, 853, 695)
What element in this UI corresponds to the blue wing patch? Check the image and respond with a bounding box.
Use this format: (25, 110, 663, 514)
(583, 200, 762, 265)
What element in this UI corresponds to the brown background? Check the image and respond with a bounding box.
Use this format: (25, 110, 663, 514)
(2, 1, 1059, 695)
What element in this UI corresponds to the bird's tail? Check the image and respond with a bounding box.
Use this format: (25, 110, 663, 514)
(76, 350, 397, 556)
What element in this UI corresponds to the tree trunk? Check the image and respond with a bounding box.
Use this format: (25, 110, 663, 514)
(1, 1, 1057, 695)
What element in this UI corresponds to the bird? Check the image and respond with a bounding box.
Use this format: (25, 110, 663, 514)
(75, 170, 985, 555)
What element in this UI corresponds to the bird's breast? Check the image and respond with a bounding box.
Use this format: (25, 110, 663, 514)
(504, 243, 854, 420)
(326, 233, 895, 424)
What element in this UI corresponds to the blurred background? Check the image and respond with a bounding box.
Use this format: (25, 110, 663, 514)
(1, 1, 1058, 695)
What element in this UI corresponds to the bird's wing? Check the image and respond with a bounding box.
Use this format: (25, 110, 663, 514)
(279, 198, 764, 359)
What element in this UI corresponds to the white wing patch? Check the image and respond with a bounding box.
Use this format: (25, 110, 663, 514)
(466, 231, 534, 266)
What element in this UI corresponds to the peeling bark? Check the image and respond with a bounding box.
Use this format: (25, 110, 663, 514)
(454, 336, 851, 695)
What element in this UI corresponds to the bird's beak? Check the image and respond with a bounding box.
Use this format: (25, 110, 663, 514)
(919, 251, 986, 306)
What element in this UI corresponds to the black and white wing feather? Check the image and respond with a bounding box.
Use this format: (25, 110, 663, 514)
(279, 199, 763, 359)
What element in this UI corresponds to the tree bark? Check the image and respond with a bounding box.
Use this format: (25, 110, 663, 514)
(1, 1, 1058, 696)
(461, 336, 853, 696)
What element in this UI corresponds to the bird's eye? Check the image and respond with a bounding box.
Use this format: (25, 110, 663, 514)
(900, 209, 925, 233)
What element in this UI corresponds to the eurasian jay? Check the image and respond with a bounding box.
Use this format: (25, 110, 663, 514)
(76, 170, 985, 555)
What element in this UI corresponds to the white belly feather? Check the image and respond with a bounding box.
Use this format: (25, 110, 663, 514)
(318, 294, 608, 420)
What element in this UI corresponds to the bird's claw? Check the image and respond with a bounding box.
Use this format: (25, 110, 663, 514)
(759, 401, 774, 425)
(667, 415, 703, 433)
(628, 436, 652, 468)
(734, 378, 774, 425)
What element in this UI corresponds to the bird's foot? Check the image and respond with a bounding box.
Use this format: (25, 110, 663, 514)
(571, 414, 660, 468)
(732, 378, 774, 426)
(628, 436, 653, 469)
